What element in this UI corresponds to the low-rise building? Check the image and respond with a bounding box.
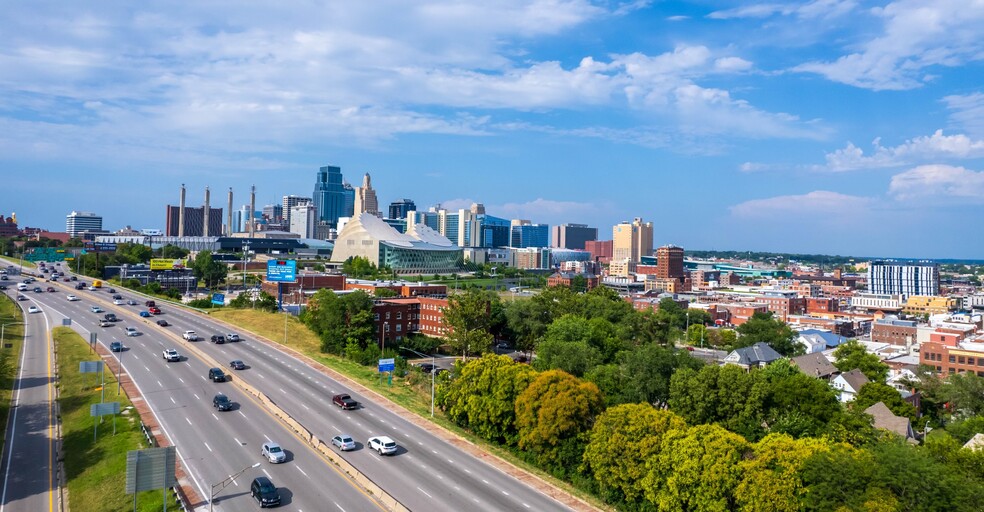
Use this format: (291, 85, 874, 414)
(790, 352, 838, 379)
(851, 293, 903, 312)
(871, 318, 918, 346)
(723, 342, 781, 370)
(832, 368, 869, 402)
(903, 295, 958, 316)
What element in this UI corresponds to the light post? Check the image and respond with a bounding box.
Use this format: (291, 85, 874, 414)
(209, 462, 260, 512)
(1, 322, 25, 345)
(401, 346, 435, 417)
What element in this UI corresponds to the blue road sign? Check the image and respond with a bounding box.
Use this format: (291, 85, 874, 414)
(266, 259, 297, 283)
(211, 293, 225, 305)
(378, 358, 395, 372)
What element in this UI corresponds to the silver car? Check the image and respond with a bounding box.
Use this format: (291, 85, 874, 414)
(331, 435, 356, 451)
(261, 442, 286, 463)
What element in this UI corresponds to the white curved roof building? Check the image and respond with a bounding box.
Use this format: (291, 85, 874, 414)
(330, 213, 462, 274)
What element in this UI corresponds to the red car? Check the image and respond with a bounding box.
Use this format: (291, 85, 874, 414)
(149, 306, 162, 315)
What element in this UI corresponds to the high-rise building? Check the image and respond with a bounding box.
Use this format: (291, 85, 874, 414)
(612, 218, 653, 263)
(388, 199, 416, 220)
(354, 173, 380, 217)
(585, 240, 613, 263)
(476, 214, 510, 248)
(551, 223, 597, 250)
(868, 261, 940, 298)
(312, 165, 344, 227)
(342, 181, 355, 218)
(66, 211, 103, 237)
(656, 245, 685, 280)
(510, 220, 550, 248)
(164, 206, 222, 237)
(289, 204, 318, 238)
(282, 195, 312, 228)
(262, 204, 283, 223)
(232, 204, 250, 233)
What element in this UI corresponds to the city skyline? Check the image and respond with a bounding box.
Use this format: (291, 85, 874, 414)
(2, 2, 983, 258)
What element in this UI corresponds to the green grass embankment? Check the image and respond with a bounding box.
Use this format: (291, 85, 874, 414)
(0, 295, 25, 446)
(54, 327, 181, 511)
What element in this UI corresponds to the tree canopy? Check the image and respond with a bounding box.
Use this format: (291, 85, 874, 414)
(833, 340, 889, 382)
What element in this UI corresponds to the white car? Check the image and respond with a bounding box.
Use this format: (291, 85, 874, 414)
(226, 333, 240, 342)
(90, 306, 103, 313)
(182, 331, 198, 341)
(367, 436, 398, 455)
(99, 320, 112, 327)
(162, 349, 180, 362)
(261, 442, 286, 463)
(124, 327, 138, 337)
(113, 299, 124, 305)
(66, 294, 79, 301)
(331, 435, 356, 451)
(28, 306, 40, 314)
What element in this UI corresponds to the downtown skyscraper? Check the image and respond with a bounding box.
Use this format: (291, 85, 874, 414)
(313, 165, 345, 228)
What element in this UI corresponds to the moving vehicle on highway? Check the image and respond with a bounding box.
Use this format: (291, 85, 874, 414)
(90, 305, 103, 313)
(99, 320, 112, 327)
(162, 349, 180, 362)
(182, 331, 198, 341)
(331, 435, 356, 451)
(92, 280, 102, 288)
(16, 295, 26, 301)
(139, 311, 151, 318)
(332, 394, 359, 410)
(212, 393, 233, 411)
(66, 294, 78, 301)
(207, 368, 226, 382)
(229, 360, 246, 370)
(113, 299, 124, 305)
(104, 313, 117, 322)
(148, 306, 161, 315)
(210, 334, 225, 344)
(261, 442, 286, 463)
(156, 319, 169, 327)
(46, 286, 55, 292)
(226, 333, 240, 342)
(368, 436, 398, 455)
(126, 299, 137, 305)
(110, 341, 124, 352)
(124, 327, 138, 337)
(33, 286, 42, 293)
(28, 306, 40, 314)
(250, 476, 281, 508)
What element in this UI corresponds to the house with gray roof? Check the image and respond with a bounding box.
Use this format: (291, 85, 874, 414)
(964, 433, 984, 452)
(790, 352, 838, 379)
(865, 402, 916, 443)
(796, 329, 847, 354)
(723, 342, 782, 370)
(832, 368, 869, 402)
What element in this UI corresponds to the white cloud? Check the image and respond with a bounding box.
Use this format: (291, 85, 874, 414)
(888, 164, 984, 201)
(793, 0, 984, 90)
(709, 0, 856, 20)
(730, 190, 872, 217)
(818, 129, 984, 172)
(714, 57, 753, 72)
(943, 92, 984, 139)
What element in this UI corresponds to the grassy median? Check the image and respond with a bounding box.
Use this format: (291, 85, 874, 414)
(55, 327, 181, 511)
(0, 295, 25, 447)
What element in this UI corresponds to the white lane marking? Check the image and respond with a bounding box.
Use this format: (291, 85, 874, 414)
(502, 490, 510, 496)
(157, 380, 162, 387)
(296, 466, 308, 477)
(279, 388, 285, 393)
(185, 418, 192, 426)
(211, 413, 218, 421)
(417, 441, 423, 446)
(335, 504, 346, 512)
(193, 394, 200, 400)
(170, 397, 176, 404)
(203, 441, 212, 452)
(464, 469, 471, 474)
(178, 377, 184, 384)
(234, 438, 241, 446)
(262, 469, 271, 479)
(144, 366, 150, 372)
(264, 435, 272, 443)
(431, 450, 438, 454)
(482, 479, 489, 484)
(301, 404, 310, 411)
(523, 503, 530, 509)
(258, 374, 266, 379)
(417, 487, 433, 498)
(238, 411, 246, 419)
(447, 459, 453, 464)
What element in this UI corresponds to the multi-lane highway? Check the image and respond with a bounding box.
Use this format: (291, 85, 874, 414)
(10, 263, 579, 511)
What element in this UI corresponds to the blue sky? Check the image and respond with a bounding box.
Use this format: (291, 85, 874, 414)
(2, 1, 983, 258)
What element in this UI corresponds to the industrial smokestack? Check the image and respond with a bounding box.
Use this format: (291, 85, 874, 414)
(249, 185, 256, 238)
(178, 184, 186, 237)
(227, 187, 233, 235)
(203, 186, 211, 237)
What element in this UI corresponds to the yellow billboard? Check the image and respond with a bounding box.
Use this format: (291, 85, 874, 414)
(150, 258, 188, 271)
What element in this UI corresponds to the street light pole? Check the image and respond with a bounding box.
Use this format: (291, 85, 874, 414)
(209, 462, 261, 512)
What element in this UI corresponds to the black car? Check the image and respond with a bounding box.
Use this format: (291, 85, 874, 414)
(156, 319, 169, 327)
(112, 294, 122, 300)
(107, 288, 116, 293)
(250, 476, 281, 508)
(229, 360, 246, 370)
(33, 287, 42, 293)
(210, 335, 225, 344)
(110, 341, 124, 352)
(208, 368, 226, 382)
(414, 362, 436, 374)
(70, 276, 77, 281)
(75, 283, 85, 290)
(0, 285, 6, 291)
(212, 393, 233, 411)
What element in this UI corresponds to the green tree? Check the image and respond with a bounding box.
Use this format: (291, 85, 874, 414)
(761, 359, 842, 438)
(191, 250, 228, 288)
(833, 340, 889, 382)
(852, 382, 919, 424)
(439, 354, 537, 444)
(301, 289, 374, 355)
(643, 424, 751, 512)
(736, 311, 802, 356)
(619, 344, 702, 407)
(940, 372, 984, 417)
(582, 405, 687, 505)
(341, 256, 377, 278)
(735, 434, 832, 512)
(442, 288, 498, 356)
(799, 444, 884, 512)
(669, 364, 769, 440)
(514, 370, 604, 475)
(568, 274, 588, 293)
(503, 297, 552, 353)
(158, 244, 189, 259)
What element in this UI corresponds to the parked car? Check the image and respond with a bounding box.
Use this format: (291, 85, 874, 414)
(368, 436, 398, 455)
(226, 333, 240, 342)
(261, 442, 286, 463)
(332, 394, 359, 410)
(210, 334, 225, 344)
(331, 434, 356, 451)
(182, 331, 198, 341)
(250, 476, 281, 508)
(212, 393, 233, 411)
(156, 319, 169, 327)
(229, 360, 246, 370)
(207, 368, 226, 382)
(110, 341, 124, 352)
(162, 349, 180, 362)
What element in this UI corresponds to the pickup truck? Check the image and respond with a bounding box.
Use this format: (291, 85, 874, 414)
(182, 331, 199, 341)
(162, 349, 180, 362)
(332, 394, 359, 410)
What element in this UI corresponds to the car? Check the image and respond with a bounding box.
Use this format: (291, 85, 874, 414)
(112, 294, 122, 300)
(46, 287, 55, 292)
(50, 277, 58, 282)
(70, 276, 77, 281)
(0, 285, 6, 290)
(124, 326, 138, 337)
(145, 300, 156, 307)
(16, 295, 26, 301)
(87, 286, 97, 291)
(33, 287, 42, 293)
(182, 331, 198, 341)
(156, 319, 169, 327)
(148, 306, 161, 315)
(331, 434, 356, 451)
(107, 288, 116, 294)
(90, 306, 104, 313)
(110, 341, 124, 352)
(210, 335, 225, 344)
(126, 299, 137, 305)
(66, 294, 78, 301)
(212, 393, 233, 411)
(332, 394, 359, 410)
(226, 333, 240, 342)
(162, 349, 180, 362)
(104, 313, 118, 322)
(414, 362, 436, 374)
(99, 320, 112, 327)
(75, 283, 85, 290)
(139, 311, 151, 318)
(27, 306, 40, 314)
(207, 368, 226, 382)
(249, 476, 281, 508)
(367, 436, 398, 455)
(260, 442, 286, 463)
(229, 360, 246, 370)
(113, 299, 124, 305)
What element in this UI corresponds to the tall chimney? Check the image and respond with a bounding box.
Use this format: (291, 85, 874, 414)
(227, 187, 233, 235)
(249, 185, 256, 238)
(203, 186, 211, 237)
(178, 184, 186, 237)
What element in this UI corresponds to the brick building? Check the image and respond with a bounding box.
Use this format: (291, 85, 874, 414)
(584, 240, 613, 264)
(546, 272, 600, 290)
(720, 304, 769, 326)
(806, 297, 839, 315)
(870, 318, 918, 346)
(920, 335, 984, 377)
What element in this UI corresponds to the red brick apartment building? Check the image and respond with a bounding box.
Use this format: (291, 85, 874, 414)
(806, 297, 839, 315)
(870, 319, 918, 345)
(371, 296, 452, 345)
(585, 240, 613, 264)
(346, 280, 448, 297)
(757, 296, 806, 322)
(720, 304, 769, 326)
(920, 331, 984, 377)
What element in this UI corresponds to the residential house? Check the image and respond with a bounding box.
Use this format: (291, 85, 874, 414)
(790, 352, 838, 379)
(722, 342, 782, 370)
(832, 368, 869, 402)
(864, 402, 916, 443)
(964, 433, 984, 452)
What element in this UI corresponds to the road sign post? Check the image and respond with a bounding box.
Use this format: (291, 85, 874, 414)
(90, 401, 120, 440)
(126, 446, 177, 512)
(378, 358, 395, 386)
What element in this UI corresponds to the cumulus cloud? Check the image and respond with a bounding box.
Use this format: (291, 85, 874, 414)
(793, 0, 984, 90)
(888, 164, 984, 201)
(817, 130, 984, 171)
(730, 190, 872, 217)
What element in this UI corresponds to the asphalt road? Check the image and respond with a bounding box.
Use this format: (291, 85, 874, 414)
(0, 286, 56, 512)
(9, 267, 383, 512)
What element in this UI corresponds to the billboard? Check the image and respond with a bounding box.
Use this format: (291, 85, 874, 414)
(149, 258, 187, 271)
(266, 259, 297, 283)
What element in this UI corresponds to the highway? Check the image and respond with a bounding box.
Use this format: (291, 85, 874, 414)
(7, 267, 383, 512)
(0, 276, 57, 512)
(60, 273, 575, 510)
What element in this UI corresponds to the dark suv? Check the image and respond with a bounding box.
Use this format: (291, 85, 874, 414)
(208, 368, 226, 382)
(210, 335, 225, 344)
(212, 393, 233, 411)
(250, 476, 281, 508)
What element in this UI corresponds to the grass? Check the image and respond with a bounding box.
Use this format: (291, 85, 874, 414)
(0, 255, 33, 269)
(208, 309, 610, 510)
(54, 327, 182, 511)
(0, 295, 26, 447)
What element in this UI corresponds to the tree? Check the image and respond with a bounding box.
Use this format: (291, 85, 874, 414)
(799, 445, 890, 512)
(735, 434, 832, 512)
(833, 340, 889, 382)
(761, 360, 842, 438)
(503, 298, 551, 354)
(669, 364, 769, 440)
(620, 344, 702, 407)
(159, 244, 189, 259)
(442, 288, 497, 356)
(643, 424, 751, 512)
(852, 382, 918, 423)
(439, 354, 537, 445)
(940, 372, 984, 417)
(568, 274, 588, 293)
(514, 370, 604, 475)
(191, 250, 228, 288)
(582, 405, 687, 505)
(341, 256, 377, 279)
(301, 289, 375, 355)
(736, 311, 802, 356)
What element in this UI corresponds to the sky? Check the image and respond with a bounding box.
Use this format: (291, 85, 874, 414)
(2, 1, 983, 259)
